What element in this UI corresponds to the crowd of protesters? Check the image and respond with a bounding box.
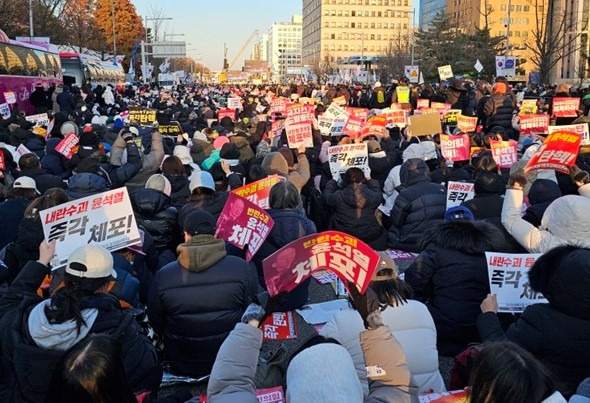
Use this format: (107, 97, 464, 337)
(0, 77, 588, 402)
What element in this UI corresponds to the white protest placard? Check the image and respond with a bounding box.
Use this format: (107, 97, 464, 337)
(404, 65, 419, 83)
(486, 252, 546, 313)
(438, 65, 453, 81)
(16, 144, 32, 157)
(0, 103, 10, 119)
(328, 143, 370, 180)
(25, 113, 50, 127)
(446, 181, 475, 209)
(318, 115, 334, 135)
(40, 188, 141, 269)
(3, 91, 16, 104)
(285, 121, 313, 148)
(227, 97, 241, 110)
(548, 123, 590, 146)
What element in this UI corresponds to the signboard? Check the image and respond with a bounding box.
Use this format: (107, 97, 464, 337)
(328, 143, 370, 180)
(129, 107, 157, 124)
(231, 175, 285, 209)
(270, 97, 288, 115)
(381, 109, 407, 128)
(519, 114, 549, 135)
(262, 231, 380, 296)
(332, 96, 347, 106)
(519, 99, 538, 115)
(446, 181, 475, 209)
(158, 121, 183, 136)
(341, 114, 364, 139)
(442, 109, 462, 125)
(437, 65, 453, 81)
(271, 119, 285, 138)
(360, 115, 387, 138)
(262, 312, 297, 341)
(404, 65, 420, 83)
(524, 131, 581, 174)
(286, 103, 313, 127)
(3, 91, 16, 104)
(346, 107, 369, 123)
(440, 134, 470, 162)
(456, 115, 478, 133)
(490, 139, 518, 169)
(417, 99, 430, 109)
(486, 252, 546, 313)
(215, 193, 274, 261)
(552, 97, 580, 118)
(16, 144, 32, 157)
(548, 123, 589, 146)
(0, 103, 10, 119)
(40, 188, 141, 269)
(227, 97, 242, 110)
(199, 387, 285, 403)
(285, 121, 313, 149)
(408, 113, 442, 136)
(25, 113, 50, 127)
(495, 55, 516, 77)
(217, 108, 236, 122)
(149, 41, 186, 58)
(55, 133, 80, 159)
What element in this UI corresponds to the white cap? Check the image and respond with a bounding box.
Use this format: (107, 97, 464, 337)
(13, 176, 39, 194)
(65, 244, 117, 279)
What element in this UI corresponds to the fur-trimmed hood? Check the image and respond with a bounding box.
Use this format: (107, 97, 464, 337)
(528, 245, 590, 320)
(420, 220, 508, 254)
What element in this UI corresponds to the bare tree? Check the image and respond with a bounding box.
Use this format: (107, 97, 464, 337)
(146, 2, 169, 42)
(311, 50, 335, 84)
(377, 37, 411, 83)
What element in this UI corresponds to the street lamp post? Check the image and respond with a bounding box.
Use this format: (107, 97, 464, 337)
(111, 0, 116, 56)
(28, 0, 34, 39)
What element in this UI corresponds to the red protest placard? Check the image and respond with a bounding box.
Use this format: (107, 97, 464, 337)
(262, 312, 297, 341)
(341, 114, 364, 139)
(271, 119, 285, 139)
(440, 134, 470, 161)
(286, 103, 312, 126)
(519, 114, 549, 135)
(346, 107, 369, 123)
(199, 387, 285, 403)
(285, 121, 313, 149)
(231, 175, 285, 209)
(552, 97, 580, 118)
(525, 131, 581, 174)
(0, 152, 4, 171)
(360, 115, 387, 138)
(215, 193, 274, 261)
(456, 115, 478, 133)
(270, 97, 288, 115)
(262, 231, 380, 296)
(490, 139, 518, 169)
(382, 110, 407, 127)
(217, 108, 236, 122)
(55, 133, 80, 159)
(417, 99, 430, 109)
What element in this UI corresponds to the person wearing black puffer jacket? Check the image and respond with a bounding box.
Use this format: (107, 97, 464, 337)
(522, 179, 562, 227)
(387, 158, 446, 252)
(483, 82, 515, 138)
(147, 211, 259, 378)
(161, 155, 191, 209)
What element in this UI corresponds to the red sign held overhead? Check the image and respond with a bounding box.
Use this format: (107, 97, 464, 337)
(525, 131, 582, 174)
(552, 97, 580, 118)
(519, 114, 549, 135)
(440, 134, 470, 162)
(217, 108, 236, 122)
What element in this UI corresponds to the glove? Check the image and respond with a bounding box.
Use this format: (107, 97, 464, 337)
(348, 282, 382, 329)
(241, 303, 266, 324)
(121, 130, 133, 143)
(570, 165, 590, 187)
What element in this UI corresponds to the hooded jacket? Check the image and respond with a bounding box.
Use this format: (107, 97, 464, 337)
(405, 220, 509, 356)
(230, 135, 255, 165)
(66, 172, 109, 200)
(388, 159, 446, 252)
(40, 138, 69, 178)
(2, 218, 45, 284)
(190, 139, 214, 165)
(164, 173, 191, 209)
(0, 199, 30, 251)
(477, 246, 590, 397)
(16, 168, 67, 194)
(261, 152, 310, 193)
(147, 235, 258, 378)
(522, 179, 563, 227)
(501, 185, 590, 253)
(130, 188, 178, 251)
(483, 93, 515, 130)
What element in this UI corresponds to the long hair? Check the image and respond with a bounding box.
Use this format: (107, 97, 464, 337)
(24, 188, 68, 219)
(45, 334, 137, 403)
(370, 274, 414, 307)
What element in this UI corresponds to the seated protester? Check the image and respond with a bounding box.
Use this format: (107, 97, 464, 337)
(252, 182, 315, 311)
(247, 165, 268, 184)
(365, 139, 401, 188)
(0, 243, 161, 402)
(178, 165, 241, 226)
(215, 142, 247, 181)
(467, 342, 566, 403)
(17, 153, 67, 194)
(321, 252, 446, 396)
(2, 188, 68, 284)
(201, 136, 229, 171)
(324, 167, 387, 251)
(109, 128, 165, 193)
(478, 246, 590, 398)
(229, 127, 256, 165)
(173, 140, 201, 182)
(161, 155, 191, 209)
(147, 211, 259, 378)
(40, 138, 69, 178)
(461, 171, 504, 220)
(205, 287, 415, 402)
(261, 145, 310, 193)
(0, 177, 37, 250)
(383, 143, 424, 214)
(471, 153, 507, 192)
(387, 158, 446, 253)
(405, 211, 510, 356)
(502, 174, 590, 253)
(130, 174, 178, 261)
(430, 160, 472, 187)
(189, 130, 214, 165)
(522, 178, 562, 228)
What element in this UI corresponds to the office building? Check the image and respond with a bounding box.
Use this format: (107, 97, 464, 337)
(265, 15, 303, 80)
(420, 0, 447, 29)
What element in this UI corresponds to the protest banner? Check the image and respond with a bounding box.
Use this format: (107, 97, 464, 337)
(341, 114, 365, 139)
(417, 99, 430, 109)
(271, 119, 285, 138)
(55, 133, 80, 159)
(286, 103, 313, 126)
(419, 389, 469, 403)
(285, 121, 313, 148)
(25, 113, 50, 127)
(263, 231, 380, 296)
(525, 131, 581, 174)
(519, 99, 538, 115)
(3, 91, 16, 104)
(312, 270, 338, 284)
(318, 114, 334, 136)
(346, 107, 369, 122)
(158, 121, 183, 136)
(328, 143, 370, 180)
(0, 103, 10, 119)
(490, 139, 518, 169)
(519, 114, 549, 135)
(408, 113, 442, 136)
(199, 387, 285, 403)
(440, 134, 470, 162)
(262, 312, 297, 341)
(456, 115, 478, 133)
(438, 65, 453, 81)
(552, 97, 580, 118)
(227, 97, 241, 110)
(0, 152, 5, 170)
(329, 118, 346, 136)
(548, 123, 590, 146)
(16, 144, 32, 158)
(215, 193, 274, 261)
(270, 97, 288, 115)
(40, 188, 141, 269)
(442, 109, 462, 125)
(382, 109, 407, 128)
(384, 249, 414, 261)
(231, 175, 285, 209)
(333, 96, 347, 106)
(360, 115, 387, 138)
(217, 108, 236, 122)
(486, 252, 546, 313)
(129, 107, 157, 124)
(446, 181, 475, 209)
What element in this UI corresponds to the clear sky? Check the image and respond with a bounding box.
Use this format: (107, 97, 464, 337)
(130, 0, 301, 71)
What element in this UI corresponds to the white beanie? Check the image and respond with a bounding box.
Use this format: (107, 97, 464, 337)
(402, 143, 424, 161)
(146, 174, 171, 197)
(419, 140, 438, 161)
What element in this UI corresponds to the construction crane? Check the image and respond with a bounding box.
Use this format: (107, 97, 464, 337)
(220, 30, 259, 82)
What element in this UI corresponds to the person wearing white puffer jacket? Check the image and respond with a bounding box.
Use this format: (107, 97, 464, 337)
(382, 143, 424, 214)
(321, 252, 446, 397)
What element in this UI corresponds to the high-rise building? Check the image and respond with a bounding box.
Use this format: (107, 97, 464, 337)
(302, 0, 413, 67)
(265, 16, 303, 80)
(420, 0, 447, 29)
(252, 33, 269, 62)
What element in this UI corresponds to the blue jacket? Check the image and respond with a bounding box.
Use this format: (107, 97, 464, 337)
(0, 199, 30, 251)
(40, 138, 69, 178)
(66, 172, 109, 200)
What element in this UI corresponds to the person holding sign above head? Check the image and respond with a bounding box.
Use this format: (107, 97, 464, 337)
(261, 145, 310, 194)
(477, 246, 590, 398)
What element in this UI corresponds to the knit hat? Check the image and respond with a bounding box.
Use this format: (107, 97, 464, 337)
(277, 147, 295, 167)
(220, 143, 240, 160)
(213, 136, 230, 150)
(65, 244, 117, 279)
(113, 118, 124, 130)
(79, 131, 99, 147)
(493, 82, 507, 95)
(146, 174, 172, 196)
(173, 146, 194, 166)
(261, 152, 289, 176)
(445, 206, 474, 221)
(256, 140, 270, 160)
(60, 121, 79, 136)
(189, 171, 215, 192)
(366, 140, 382, 154)
(183, 210, 216, 236)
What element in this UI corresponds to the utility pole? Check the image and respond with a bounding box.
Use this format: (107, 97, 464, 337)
(28, 0, 34, 39)
(505, 0, 512, 56)
(111, 0, 117, 56)
(411, 8, 416, 66)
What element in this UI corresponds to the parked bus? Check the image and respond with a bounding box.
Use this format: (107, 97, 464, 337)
(0, 29, 62, 115)
(59, 52, 125, 92)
